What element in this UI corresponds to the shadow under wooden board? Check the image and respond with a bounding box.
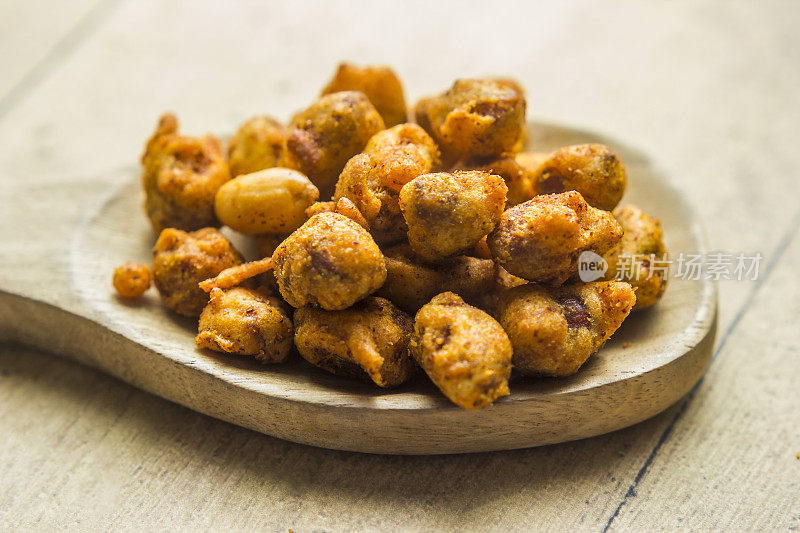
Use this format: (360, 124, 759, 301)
(0, 121, 717, 454)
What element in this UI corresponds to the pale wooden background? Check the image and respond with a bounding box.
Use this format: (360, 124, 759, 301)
(1, 0, 798, 530)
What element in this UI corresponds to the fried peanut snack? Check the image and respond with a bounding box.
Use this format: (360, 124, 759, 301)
(399, 171, 507, 262)
(361, 123, 441, 192)
(488, 191, 623, 285)
(320, 63, 408, 127)
(534, 144, 626, 211)
(377, 244, 495, 314)
(280, 91, 385, 198)
(410, 292, 512, 410)
(334, 197, 369, 229)
(294, 297, 415, 387)
(151, 228, 243, 316)
(272, 212, 386, 310)
(497, 281, 635, 376)
(462, 151, 549, 207)
(414, 79, 526, 162)
(334, 123, 440, 245)
(214, 168, 319, 234)
(141, 113, 230, 232)
(604, 204, 669, 309)
(492, 77, 528, 153)
(227, 116, 285, 177)
(112, 262, 152, 298)
(195, 287, 293, 362)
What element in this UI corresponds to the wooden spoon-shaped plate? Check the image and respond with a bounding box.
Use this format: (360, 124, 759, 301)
(0, 122, 716, 454)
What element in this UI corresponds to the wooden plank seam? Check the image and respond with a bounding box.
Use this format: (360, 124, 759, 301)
(602, 205, 800, 532)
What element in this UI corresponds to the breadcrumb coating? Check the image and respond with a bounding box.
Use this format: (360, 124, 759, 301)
(496, 281, 636, 376)
(488, 191, 622, 285)
(410, 292, 512, 409)
(294, 297, 415, 387)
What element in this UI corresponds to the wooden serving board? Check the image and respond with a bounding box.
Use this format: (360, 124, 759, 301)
(0, 122, 716, 454)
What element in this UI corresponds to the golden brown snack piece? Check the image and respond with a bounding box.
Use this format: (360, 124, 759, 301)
(272, 212, 386, 310)
(151, 228, 244, 317)
(361, 123, 441, 192)
(196, 287, 292, 363)
(334, 123, 440, 245)
(112, 262, 152, 298)
(294, 297, 415, 387)
(533, 144, 626, 211)
(377, 244, 496, 314)
(227, 116, 285, 177)
(604, 204, 669, 309)
(141, 113, 230, 232)
(280, 91, 384, 198)
(199, 257, 273, 292)
(304, 201, 335, 219)
(399, 171, 507, 262)
(334, 197, 369, 229)
(492, 77, 528, 152)
(214, 168, 319, 234)
(414, 79, 526, 162)
(410, 292, 512, 410)
(320, 63, 408, 127)
(461, 151, 548, 206)
(488, 191, 623, 286)
(496, 281, 635, 376)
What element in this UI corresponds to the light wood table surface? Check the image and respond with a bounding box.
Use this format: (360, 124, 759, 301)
(1, 1, 798, 530)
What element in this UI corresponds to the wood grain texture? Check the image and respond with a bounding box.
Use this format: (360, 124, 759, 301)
(608, 218, 800, 531)
(1, 0, 799, 529)
(0, 122, 716, 454)
(0, 342, 690, 531)
(0, 0, 107, 104)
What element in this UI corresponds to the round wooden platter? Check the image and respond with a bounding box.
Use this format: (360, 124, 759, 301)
(0, 122, 717, 455)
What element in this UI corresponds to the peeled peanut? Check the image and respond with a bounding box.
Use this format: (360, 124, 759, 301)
(214, 168, 318, 234)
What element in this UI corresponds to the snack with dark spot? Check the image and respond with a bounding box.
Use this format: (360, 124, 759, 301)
(496, 281, 636, 376)
(533, 144, 626, 211)
(410, 292, 512, 409)
(271, 212, 386, 310)
(377, 244, 495, 314)
(488, 191, 623, 286)
(280, 91, 384, 198)
(604, 204, 669, 309)
(334, 123, 440, 245)
(151, 228, 244, 317)
(414, 78, 526, 163)
(141, 113, 231, 232)
(320, 63, 408, 127)
(294, 297, 415, 387)
(196, 287, 292, 363)
(399, 171, 507, 262)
